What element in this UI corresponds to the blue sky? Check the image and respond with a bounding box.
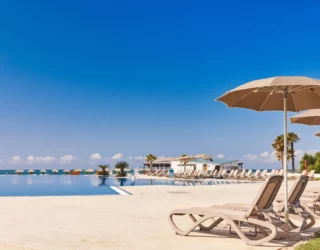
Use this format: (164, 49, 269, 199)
(1, 0, 320, 169)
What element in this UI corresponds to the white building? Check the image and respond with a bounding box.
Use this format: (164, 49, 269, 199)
(143, 154, 241, 173)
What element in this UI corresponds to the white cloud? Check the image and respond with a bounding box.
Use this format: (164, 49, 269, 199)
(217, 154, 224, 159)
(242, 154, 258, 161)
(112, 153, 123, 160)
(26, 155, 57, 164)
(260, 152, 269, 157)
(9, 156, 23, 164)
(134, 156, 144, 161)
(157, 156, 166, 160)
(59, 155, 76, 164)
(129, 156, 132, 160)
(295, 149, 318, 158)
(90, 153, 101, 160)
(242, 149, 320, 165)
(242, 151, 277, 163)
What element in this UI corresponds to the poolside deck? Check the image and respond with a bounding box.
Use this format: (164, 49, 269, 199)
(0, 179, 319, 250)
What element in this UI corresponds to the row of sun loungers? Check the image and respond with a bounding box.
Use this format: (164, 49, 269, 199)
(174, 168, 287, 181)
(148, 168, 315, 182)
(168, 174, 320, 246)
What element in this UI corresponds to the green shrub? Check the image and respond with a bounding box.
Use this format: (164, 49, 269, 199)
(295, 238, 320, 250)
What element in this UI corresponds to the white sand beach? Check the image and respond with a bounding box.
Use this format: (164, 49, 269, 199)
(0, 180, 319, 250)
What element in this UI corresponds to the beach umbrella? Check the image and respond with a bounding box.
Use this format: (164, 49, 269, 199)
(63, 169, 70, 174)
(40, 169, 47, 173)
(73, 169, 82, 172)
(15, 170, 24, 174)
(52, 169, 59, 173)
(216, 76, 320, 223)
(290, 109, 320, 125)
(195, 154, 212, 159)
(27, 170, 35, 174)
(84, 169, 95, 173)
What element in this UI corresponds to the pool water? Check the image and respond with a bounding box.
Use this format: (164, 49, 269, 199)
(0, 176, 250, 197)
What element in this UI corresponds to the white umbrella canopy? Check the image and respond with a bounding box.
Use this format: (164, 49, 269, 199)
(27, 170, 35, 173)
(63, 169, 70, 173)
(40, 169, 47, 173)
(84, 169, 95, 173)
(290, 109, 320, 125)
(216, 76, 320, 223)
(52, 169, 59, 173)
(15, 170, 24, 173)
(195, 154, 212, 159)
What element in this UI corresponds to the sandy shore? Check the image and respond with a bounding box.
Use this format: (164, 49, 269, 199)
(0, 179, 319, 250)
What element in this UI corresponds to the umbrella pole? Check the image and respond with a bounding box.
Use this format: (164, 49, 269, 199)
(283, 91, 289, 224)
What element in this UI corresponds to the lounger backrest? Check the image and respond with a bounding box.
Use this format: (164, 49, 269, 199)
(239, 170, 246, 176)
(278, 169, 284, 175)
(274, 170, 279, 175)
(269, 169, 275, 175)
(247, 175, 283, 217)
(261, 169, 268, 176)
(228, 170, 234, 176)
(309, 170, 315, 176)
(233, 170, 239, 176)
(301, 170, 306, 175)
(255, 169, 261, 176)
(278, 175, 309, 212)
(288, 175, 309, 205)
(246, 169, 252, 176)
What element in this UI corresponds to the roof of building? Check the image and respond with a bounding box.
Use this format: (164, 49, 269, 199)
(189, 158, 239, 165)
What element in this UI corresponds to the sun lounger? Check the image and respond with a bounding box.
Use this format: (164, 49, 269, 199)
(241, 169, 252, 180)
(204, 170, 214, 178)
(190, 170, 202, 179)
(168, 175, 289, 246)
(274, 175, 315, 232)
(179, 169, 191, 179)
(299, 186, 320, 219)
(224, 170, 235, 179)
(196, 170, 207, 179)
(216, 169, 226, 179)
(249, 169, 261, 181)
(268, 169, 276, 176)
(308, 170, 315, 180)
(222, 169, 233, 179)
(258, 169, 268, 181)
(235, 169, 246, 180)
(212, 169, 222, 178)
(183, 170, 196, 179)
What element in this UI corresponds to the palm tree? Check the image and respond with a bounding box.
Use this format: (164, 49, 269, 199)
(180, 154, 190, 171)
(145, 154, 157, 172)
(115, 161, 129, 177)
(272, 135, 293, 169)
(98, 165, 109, 176)
(287, 132, 300, 173)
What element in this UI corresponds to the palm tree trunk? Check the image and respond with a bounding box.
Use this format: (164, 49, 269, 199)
(291, 142, 295, 173)
(150, 162, 153, 172)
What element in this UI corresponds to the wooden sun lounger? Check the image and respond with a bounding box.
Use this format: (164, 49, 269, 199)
(258, 169, 268, 181)
(249, 169, 261, 181)
(168, 175, 289, 246)
(235, 169, 246, 180)
(241, 169, 252, 180)
(299, 186, 320, 219)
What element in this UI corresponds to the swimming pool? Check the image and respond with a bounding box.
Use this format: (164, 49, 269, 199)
(0, 176, 250, 196)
